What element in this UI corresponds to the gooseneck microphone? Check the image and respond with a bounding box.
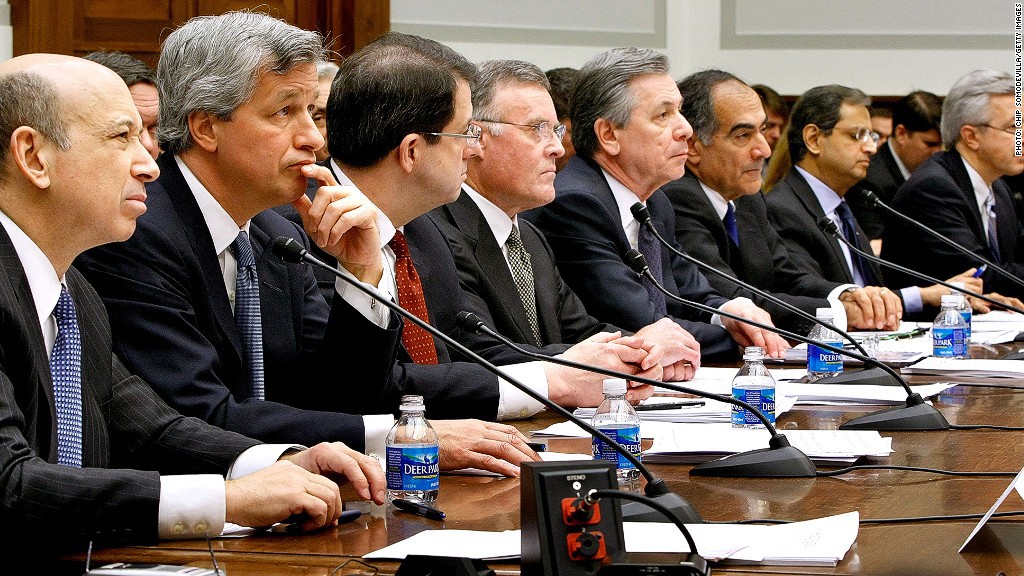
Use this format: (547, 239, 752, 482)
(270, 236, 702, 524)
(629, 203, 900, 388)
(857, 188, 1024, 292)
(817, 216, 1024, 317)
(624, 249, 950, 433)
(457, 311, 817, 479)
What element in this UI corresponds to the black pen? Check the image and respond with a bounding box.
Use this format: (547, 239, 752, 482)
(392, 498, 446, 520)
(526, 442, 547, 452)
(634, 400, 705, 411)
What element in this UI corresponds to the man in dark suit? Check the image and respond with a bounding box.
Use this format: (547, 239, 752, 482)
(428, 59, 699, 382)
(666, 70, 902, 335)
(319, 35, 657, 414)
(525, 48, 788, 361)
(764, 85, 982, 318)
(883, 70, 1024, 300)
(0, 54, 386, 562)
(76, 14, 537, 477)
(849, 91, 943, 245)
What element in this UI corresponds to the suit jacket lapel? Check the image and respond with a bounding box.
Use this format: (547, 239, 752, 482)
(155, 154, 243, 360)
(786, 171, 856, 284)
(941, 149, 996, 260)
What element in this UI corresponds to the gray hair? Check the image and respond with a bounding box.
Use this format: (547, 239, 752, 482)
(317, 60, 340, 81)
(156, 11, 326, 155)
(570, 47, 669, 160)
(0, 71, 70, 176)
(941, 69, 1013, 147)
(472, 60, 550, 136)
(678, 69, 743, 145)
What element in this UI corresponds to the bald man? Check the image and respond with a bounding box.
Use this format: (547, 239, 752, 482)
(0, 54, 384, 563)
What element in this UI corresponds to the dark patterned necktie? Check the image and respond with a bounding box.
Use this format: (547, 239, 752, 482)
(506, 224, 542, 344)
(389, 230, 439, 364)
(723, 202, 740, 247)
(835, 201, 879, 286)
(51, 286, 83, 467)
(637, 223, 668, 316)
(985, 193, 1001, 263)
(232, 231, 265, 400)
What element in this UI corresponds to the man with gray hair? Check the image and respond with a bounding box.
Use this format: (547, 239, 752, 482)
(526, 47, 789, 361)
(76, 12, 532, 477)
(429, 59, 700, 381)
(883, 70, 1024, 299)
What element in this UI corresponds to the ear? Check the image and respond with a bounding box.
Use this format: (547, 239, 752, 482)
(802, 124, 823, 156)
(959, 124, 982, 151)
(893, 124, 910, 141)
(10, 126, 53, 189)
(473, 124, 490, 160)
(397, 133, 419, 174)
(687, 134, 702, 166)
(593, 118, 620, 156)
(189, 111, 219, 153)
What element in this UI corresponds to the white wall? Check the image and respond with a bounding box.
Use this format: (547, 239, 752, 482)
(393, 0, 1015, 96)
(0, 1, 11, 63)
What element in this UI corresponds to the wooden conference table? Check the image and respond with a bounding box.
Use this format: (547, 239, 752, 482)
(63, 344, 1024, 576)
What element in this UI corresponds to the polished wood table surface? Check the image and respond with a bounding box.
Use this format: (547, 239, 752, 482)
(64, 345, 1024, 575)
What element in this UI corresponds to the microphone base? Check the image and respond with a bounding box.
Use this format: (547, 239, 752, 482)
(688, 444, 817, 478)
(815, 366, 902, 386)
(839, 397, 950, 430)
(621, 491, 704, 524)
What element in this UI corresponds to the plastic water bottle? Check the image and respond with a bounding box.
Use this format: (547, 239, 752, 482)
(591, 378, 642, 486)
(385, 395, 439, 503)
(951, 281, 972, 342)
(731, 346, 776, 429)
(932, 295, 969, 359)
(806, 307, 844, 381)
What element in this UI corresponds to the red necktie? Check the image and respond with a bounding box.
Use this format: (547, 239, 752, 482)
(389, 230, 439, 364)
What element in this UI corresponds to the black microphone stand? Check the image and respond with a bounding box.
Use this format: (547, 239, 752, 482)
(457, 311, 817, 478)
(859, 188, 1024, 292)
(270, 236, 703, 523)
(630, 202, 900, 387)
(624, 249, 950, 433)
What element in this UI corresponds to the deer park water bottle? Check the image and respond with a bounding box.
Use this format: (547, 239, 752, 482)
(932, 295, 969, 359)
(731, 346, 776, 429)
(591, 378, 642, 486)
(951, 281, 972, 342)
(807, 307, 844, 381)
(385, 395, 439, 503)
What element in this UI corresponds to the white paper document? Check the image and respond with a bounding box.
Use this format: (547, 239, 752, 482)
(643, 423, 892, 465)
(902, 356, 1024, 378)
(624, 511, 859, 566)
(363, 529, 520, 560)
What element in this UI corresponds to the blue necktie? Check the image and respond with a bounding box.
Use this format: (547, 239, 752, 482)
(637, 222, 668, 316)
(233, 231, 265, 400)
(835, 201, 879, 286)
(50, 286, 83, 467)
(985, 194, 1002, 263)
(723, 203, 739, 247)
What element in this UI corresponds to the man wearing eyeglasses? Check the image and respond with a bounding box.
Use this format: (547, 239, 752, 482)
(882, 70, 1024, 300)
(428, 60, 700, 382)
(764, 85, 983, 316)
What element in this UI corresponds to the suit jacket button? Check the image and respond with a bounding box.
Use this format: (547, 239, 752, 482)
(194, 521, 208, 534)
(173, 523, 184, 535)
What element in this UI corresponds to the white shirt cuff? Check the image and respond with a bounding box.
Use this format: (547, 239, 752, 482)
(157, 474, 225, 540)
(826, 284, 858, 332)
(363, 414, 395, 460)
(900, 286, 923, 314)
(334, 266, 392, 328)
(496, 361, 548, 420)
(711, 297, 756, 327)
(226, 444, 303, 480)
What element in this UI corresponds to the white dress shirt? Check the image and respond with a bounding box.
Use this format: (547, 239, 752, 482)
(964, 157, 996, 242)
(0, 209, 297, 540)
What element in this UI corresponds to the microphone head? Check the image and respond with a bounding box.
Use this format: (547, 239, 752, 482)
(855, 186, 882, 207)
(271, 236, 307, 263)
(624, 249, 650, 274)
(455, 311, 485, 333)
(816, 216, 839, 237)
(630, 202, 652, 225)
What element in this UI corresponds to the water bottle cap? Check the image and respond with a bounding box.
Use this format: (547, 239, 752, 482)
(815, 307, 834, 320)
(742, 346, 765, 360)
(399, 395, 425, 411)
(940, 294, 961, 306)
(603, 378, 628, 395)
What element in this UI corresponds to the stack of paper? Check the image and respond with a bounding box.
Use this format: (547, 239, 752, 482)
(902, 356, 1024, 378)
(364, 529, 520, 560)
(624, 512, 859, 566)
(572, 394, 798, 423)
(643, 423, 892, 465)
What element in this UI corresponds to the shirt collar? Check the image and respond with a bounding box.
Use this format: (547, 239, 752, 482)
(602, 168, 644, 235)
(0, 209, 62, 328)
(698, 179, 732, 220)
(963, 155, 993, 211)
(796, 165, 843, 216)
(175, 155, 249, 255)
(889, 144, 912, 181)
(463, 184, 516, 246)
